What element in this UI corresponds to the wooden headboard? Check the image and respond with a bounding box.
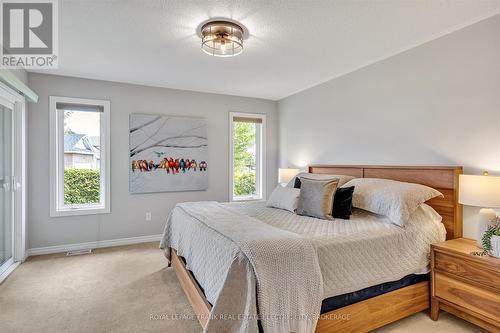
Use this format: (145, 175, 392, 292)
(309, 165, 463, 240)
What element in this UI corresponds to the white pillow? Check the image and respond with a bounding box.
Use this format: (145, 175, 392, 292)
(286, 172, 355, 188)
(266, 185, 301, 213)
(344, 178, 443, 227)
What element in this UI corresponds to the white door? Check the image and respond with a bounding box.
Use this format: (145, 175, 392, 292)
(0, 83, 26, 281)
(0, 103, 13, 275)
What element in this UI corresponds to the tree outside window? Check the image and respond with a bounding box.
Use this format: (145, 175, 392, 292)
(233, 122, 257, 197)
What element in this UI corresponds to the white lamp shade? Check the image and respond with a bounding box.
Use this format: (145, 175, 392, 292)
(278, 168, 300, 184)
(459, 174, 500, 208)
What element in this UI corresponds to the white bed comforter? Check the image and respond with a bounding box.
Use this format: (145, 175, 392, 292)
(160, 201, 446, 333)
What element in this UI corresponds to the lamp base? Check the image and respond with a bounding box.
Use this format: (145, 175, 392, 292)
(477, 208, 497, 248)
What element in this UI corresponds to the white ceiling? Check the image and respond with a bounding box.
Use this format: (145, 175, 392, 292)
(32, 0, 500, 100)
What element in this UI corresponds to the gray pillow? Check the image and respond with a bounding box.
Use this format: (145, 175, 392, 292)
(297, 178, 339, 220)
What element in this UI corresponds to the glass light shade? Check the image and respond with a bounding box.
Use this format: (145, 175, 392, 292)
(459, 174, 500, 208)
(201, 21, 243, 57)
(278, 168, 300, 184)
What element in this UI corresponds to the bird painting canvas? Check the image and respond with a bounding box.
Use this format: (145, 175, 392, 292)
(129, 114, 208, 193)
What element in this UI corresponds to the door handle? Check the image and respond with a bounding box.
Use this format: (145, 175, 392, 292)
(1, 179, 10, 191)
(11, 176, 20, 192)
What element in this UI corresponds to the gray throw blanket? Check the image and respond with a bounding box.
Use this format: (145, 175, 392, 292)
(160, 201, 323, 333)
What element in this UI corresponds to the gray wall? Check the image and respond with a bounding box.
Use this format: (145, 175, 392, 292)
(279, 15, 500, 238)
(27, 74, 278, 248)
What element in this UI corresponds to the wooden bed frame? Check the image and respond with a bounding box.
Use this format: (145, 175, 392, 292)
(169, 165, 463, 332)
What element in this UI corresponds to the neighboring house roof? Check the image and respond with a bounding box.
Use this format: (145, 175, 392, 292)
(64, 133, 100, 154)
(86, 136, 100, 150)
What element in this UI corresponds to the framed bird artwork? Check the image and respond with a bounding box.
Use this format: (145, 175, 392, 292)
(129, 114, 208, 193)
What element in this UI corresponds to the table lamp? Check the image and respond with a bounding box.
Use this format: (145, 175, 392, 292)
(278, 168, 299, 185)
(459, 173, 500, 247)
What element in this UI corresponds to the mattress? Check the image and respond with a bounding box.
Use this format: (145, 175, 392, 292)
(226, 201, 445, 298)
(320, 273, 429, 313)
(164, 201, 445, 301)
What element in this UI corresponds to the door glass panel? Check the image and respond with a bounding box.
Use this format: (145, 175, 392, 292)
(0, 105, 12, 268)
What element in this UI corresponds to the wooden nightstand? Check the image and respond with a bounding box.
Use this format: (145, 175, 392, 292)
(431, 238, 500, 332)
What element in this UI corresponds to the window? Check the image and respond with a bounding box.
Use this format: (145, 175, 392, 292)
(229, 112, 266, 201)
(49, 97, 110, 217)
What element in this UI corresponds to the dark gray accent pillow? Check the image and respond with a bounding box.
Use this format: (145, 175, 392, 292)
(297, 178, 339, 220)
(332, 186, 355, 219)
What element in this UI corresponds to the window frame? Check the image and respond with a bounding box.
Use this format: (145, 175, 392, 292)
(49, 96, 111, 217)
(228, 112, 266, 202)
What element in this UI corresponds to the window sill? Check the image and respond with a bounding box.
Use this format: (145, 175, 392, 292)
(50, 206, 110, 217)
(231, 196, 265, 202)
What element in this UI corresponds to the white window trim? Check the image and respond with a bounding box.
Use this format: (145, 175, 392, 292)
(229, 112, 266, 202)
(49, 96, 111, 217)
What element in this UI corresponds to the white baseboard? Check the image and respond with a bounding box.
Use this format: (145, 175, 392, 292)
(27, 234, 162, 257)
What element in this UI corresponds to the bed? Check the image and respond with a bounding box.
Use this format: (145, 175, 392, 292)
(161, 165, 463, 333)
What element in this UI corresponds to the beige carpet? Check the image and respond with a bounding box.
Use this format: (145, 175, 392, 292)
(0, 243, 485, 333)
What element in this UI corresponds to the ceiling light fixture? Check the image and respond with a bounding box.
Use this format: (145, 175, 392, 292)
(200, 20, 244, 57)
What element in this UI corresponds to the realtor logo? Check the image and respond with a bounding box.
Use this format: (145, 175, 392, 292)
(1, 0, 58, 68)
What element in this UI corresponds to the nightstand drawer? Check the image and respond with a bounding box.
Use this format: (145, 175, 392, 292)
(435, 272, 500, 322)
(434, 251, 500, 291)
